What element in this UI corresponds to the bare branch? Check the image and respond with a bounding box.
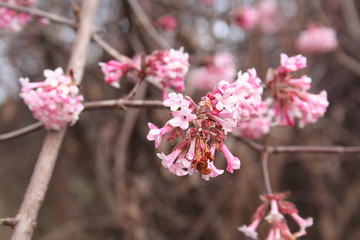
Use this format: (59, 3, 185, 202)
(83, 99, 165, 110)
(11, 1, 98, 239)
(0, 218, 18, 228)
(260, 151, 273, 195)
(0, 122, 43, 142)
(0, 2, 76, 27)
(126, 0, 170, 49)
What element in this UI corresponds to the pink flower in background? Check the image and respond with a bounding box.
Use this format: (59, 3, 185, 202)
(156, 14, 178, 32)
(267, 54, 329, 127)
(234, 116, 271, 139)
(99, 60, 136, 88)
(0, 0, 36, 31)
(188, 53, 236, 91)
(296, 25, 338, 54)
(20, 67, 84, 130)
(238, 192, 313, 240)
(234, 6, 260, 31)
(145, 48, 189, 99)
(257, 0, 284, 34)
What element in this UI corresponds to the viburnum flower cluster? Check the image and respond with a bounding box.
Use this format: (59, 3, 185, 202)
(99, 48, 189, 100)
(296, 25, 338, 55)
(266, 54, 329, 127)
(188, 53, 236, 90)
(147, 68, 269, 180)
(0, 0, 36, 31)
(238, 192, 313, 240)
(20, 67, 84, 130)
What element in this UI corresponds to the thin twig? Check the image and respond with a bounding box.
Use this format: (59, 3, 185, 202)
(83, 99, 165, 110)
(11, 1, 98, 239)
(0, 2, 76, 27)
(126, 0, 170, 49)
(0, 218, 18, 228)
(0, 122, 43, 141)
(267, 145, 360, 154)
(260, 151, 272, 195)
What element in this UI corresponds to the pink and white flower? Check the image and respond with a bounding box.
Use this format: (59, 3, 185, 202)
(20, 67, 84, 130)
(0, 0, 36, 31)
(234, 6, 260, 31)
(99, 60, 136, 88)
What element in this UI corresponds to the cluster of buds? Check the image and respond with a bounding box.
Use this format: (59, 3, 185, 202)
(99, 48, 189, 100)
(296, 25, 338, 55)
(234, 0, 284, 34)
(0, 0, 36, 31)
(267, 54, 329, 127)
(188, 53, 236, 91)
(20, 67, 84, 130)
(147, 69, 268, 179)
(238, 192, 313, 240)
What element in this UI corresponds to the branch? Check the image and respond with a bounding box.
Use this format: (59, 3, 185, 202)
(260, 151, 272, 195)
(11, 1, 98, 239)
(0, 218, 17, 228)
(0, 2, 76, 27)
(0, 122, 43, 142)
(83, 99, 165, 110)
(126, 0, 170, 49)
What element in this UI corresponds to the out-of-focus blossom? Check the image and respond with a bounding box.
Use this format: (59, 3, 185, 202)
(234, 6, 260, 31)
(267, 54, 329, 127)
(257, 0, 284, 34)
(0, 0, 36, 31)
(234, 116, 271, 139)
(145, 47, 189, 100)
(20, 67, 84, 130)
(99, 60, 136, 88)
(296, 25, 338, 54)
(156, 14, 178, 32)
(188, 53, 236, 91)
(238, 192, 313, 240)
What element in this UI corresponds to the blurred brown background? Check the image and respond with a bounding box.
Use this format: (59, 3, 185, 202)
(0, 0, 360, 239)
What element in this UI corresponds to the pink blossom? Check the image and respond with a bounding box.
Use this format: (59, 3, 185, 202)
(238, 218, 261, 239)
(169, 108, 197, 130)
(0, 0, 35, 31)
(267, 54, 328, 127)
(188, 53, 236, 91)
(257, 0, 284, 34)
(234, 6, 260, 31)
(163, 92, 189, 111)
(219, 142, 241, 173)
(239, 192, 314, 240)
(145, 48, 189, 99)
(146, 123, 172, 148)
(156, 14, 178, 31)
(279, 54, 307, 73)
(20, 67, 84, 130)
(296, 25, 338, 54)
(99, 60, 136, 88)
(234, 116, 271, 139)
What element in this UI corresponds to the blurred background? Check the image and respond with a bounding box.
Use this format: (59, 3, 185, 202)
(0, 0, 360, 239)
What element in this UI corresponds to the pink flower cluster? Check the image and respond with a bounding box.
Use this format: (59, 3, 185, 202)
(238, 192, 313, 240)
(100, 48, 189, 100)
(234, 0, 283, 34)
(188, 53, 236, 90)
(0, 0, 36, 31)
(147, 69, 268, 179)
(296, 25, 338, 55)
(20, 67, 84, 130)
(267, 54, 329, 127)
(156, 14, 178, 32)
